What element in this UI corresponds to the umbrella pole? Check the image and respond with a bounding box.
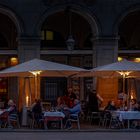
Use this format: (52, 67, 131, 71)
(30, 71, 42, 100)
(34, 75, 38, 99)
(122, 74, 126, 110)
(119, 71, 131, 110)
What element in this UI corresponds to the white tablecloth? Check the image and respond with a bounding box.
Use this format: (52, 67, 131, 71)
(44, 111, 65, 118)
(0, 110, 5, 115)
(113, 111, 140, 121)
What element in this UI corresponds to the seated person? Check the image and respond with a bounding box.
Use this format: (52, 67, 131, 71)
(32, 99, 43, 123)
(6, 99, 17, 113)
(4, 99, 17, 128)
(63, 88, 77, 108)
(115, 99, 124, 111)
(131, 101, 140, 111)
(64, 99, 81, 114)
(63, 99, 81, 129)
(30, 99, 38, 111)
(130, 99, 138, 111)
(104, 100, 117, 111)
(103, 100, 117, 121)
(56, 96, 67, 111)
(68, 99, 81, 114)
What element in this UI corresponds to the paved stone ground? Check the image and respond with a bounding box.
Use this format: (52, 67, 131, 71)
(0, 121, 140, 140)
(0, 131, 140, 140)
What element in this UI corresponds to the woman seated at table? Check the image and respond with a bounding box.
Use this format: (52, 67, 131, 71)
(56, 96, 67, 111)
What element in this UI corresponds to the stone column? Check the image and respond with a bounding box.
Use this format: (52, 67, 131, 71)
(18, 37, 40, 63)
(93, 36, 118, 66)
(17, 36, 41, 112)
(93, 37, 119, 106)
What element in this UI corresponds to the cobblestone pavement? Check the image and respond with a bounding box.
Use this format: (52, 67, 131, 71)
(0, 131, 140, 140)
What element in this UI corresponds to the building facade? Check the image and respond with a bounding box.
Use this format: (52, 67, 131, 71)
(0, 0, 140, 109)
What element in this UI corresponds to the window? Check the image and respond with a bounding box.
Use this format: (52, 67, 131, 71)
(41, 30, 54, 41)
(41, 30, 66, 49)
(41, 77, 67, 104)
(44, 83, 57, 101)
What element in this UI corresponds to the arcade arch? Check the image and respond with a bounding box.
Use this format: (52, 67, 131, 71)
(118, 10, 140, 61)
(0, 8, 21, 103)
(39, 8, 99, 102)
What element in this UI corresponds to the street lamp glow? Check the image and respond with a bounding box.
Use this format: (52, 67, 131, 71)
(118, 57, 123, 62)
(29, 70, 42, 76)
(117, 71, 132, 76)
(134, 58, 140, 62)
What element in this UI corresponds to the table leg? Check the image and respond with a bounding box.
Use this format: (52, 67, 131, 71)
(128, 120, 130, 129)
(44, 120, 48, 129)
(61, 119, 63, 129)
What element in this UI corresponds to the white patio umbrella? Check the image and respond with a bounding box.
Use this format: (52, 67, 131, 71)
(75, 59, 140, 109)
(0, 58, 87, 126)
(0, 58, 86, 100)
(0, 58, 86, 77)
(76, 59, 140, 78)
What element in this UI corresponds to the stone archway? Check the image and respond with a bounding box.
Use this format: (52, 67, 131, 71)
(35, 5, 100, 101)
(0, 7, 23, 37)
(0, 7, 23, 109)
(115, 9, 140, 59)
(118, 11, 140, 51)
(41, 10, 94, 50)
(36, 5, 100, 67)
(0, 13, 17, 49)
(113, 8, 140, 104)
(36, 5, 99, 39)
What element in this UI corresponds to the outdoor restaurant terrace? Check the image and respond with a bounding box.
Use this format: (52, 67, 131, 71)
(0, 59, 140, 131)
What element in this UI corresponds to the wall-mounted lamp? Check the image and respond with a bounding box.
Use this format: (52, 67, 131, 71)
(66, 7, 75, 51)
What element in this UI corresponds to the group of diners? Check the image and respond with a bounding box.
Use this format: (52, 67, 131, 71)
(0, 99, 17, 128)
(95, 99, 140, 129)
(104, 99, 140, 111)
(28, 87, 81, 129)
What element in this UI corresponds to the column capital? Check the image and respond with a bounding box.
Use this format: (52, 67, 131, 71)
(17, 36, 40, 45)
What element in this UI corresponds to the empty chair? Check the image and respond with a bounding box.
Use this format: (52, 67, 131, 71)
(90, 112, 101, 125)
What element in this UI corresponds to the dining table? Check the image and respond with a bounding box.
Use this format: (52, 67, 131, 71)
(112, 110, 140, 129)
(43, 111, 65, 129)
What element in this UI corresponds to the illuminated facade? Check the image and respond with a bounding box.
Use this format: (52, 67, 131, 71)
(0, 0, 140, 108)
